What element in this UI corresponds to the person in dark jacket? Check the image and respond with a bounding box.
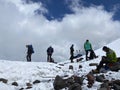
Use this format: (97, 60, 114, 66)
(70, 44, 74, 63)
(93, 46, 117, 73)
(26, 45, 34, 62)
(47, 46, 54, 62)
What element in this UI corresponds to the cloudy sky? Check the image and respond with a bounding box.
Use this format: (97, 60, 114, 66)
(0, 0, 120, 62)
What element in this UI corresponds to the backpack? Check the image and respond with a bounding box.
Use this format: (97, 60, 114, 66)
(47, 47, 53, 54)
(28, 45, 34, 53)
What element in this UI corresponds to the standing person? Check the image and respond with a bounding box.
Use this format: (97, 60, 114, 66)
(84, 40, 97, 60)
(26, 45, 34, 62)
(84, 40, 93, 60)
(47, 46, 54, 62)
(93, 46, 117, 73)
(70, 44, 74, 63)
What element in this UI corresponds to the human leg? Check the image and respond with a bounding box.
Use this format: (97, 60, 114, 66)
(26, 54, 29, 62)
(96, 56, 109, 71)
(85, 50, 89, 60)
(47, 54, 49, 62)
(70, 52, 74, 63)
(26, 53, 32, 62)
(49, 54, 52, 62)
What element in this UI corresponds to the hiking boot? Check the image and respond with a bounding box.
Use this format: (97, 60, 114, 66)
(92, 69, 99, 74)
(95, 56, 98, 58)
(87, 84, 92, 88)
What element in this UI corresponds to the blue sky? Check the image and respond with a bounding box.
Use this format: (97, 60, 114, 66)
(83, 0, 120, 20)
(29, 0, 120, 21)
(0, 0, 120, 62)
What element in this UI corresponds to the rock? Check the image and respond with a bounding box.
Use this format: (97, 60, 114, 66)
(53, 75, 67, 90)
(19, 88, 24, 90)
(113, 84, 120, 90)
(56, 66, 61, 69)
(58, 64, 64, 66)
(33, 80, 40, 84)
(98, 87, 110, 90)
(100, 82, 109, 88)
(86, 72, 95, 88)
(26, 86, 32, 89)
(73, 75, 84, 85)
(96, 75, 105, 82)
(66, 77, 74, 85)
(69, 65, 73, 70)
(109, 63, 120, 71)
(12, 82, 18, 86)
(76, 58, 83, 62)
(26, 83, 32, 87)
(79, 65, 82, 69)
(113, 80, 120, 86)
(89, 63, 98, 66)
(68, 83, 82, 90)
(0, 78, 8, 83)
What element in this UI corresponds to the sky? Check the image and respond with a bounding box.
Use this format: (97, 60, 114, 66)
(0, 0, 120, 62)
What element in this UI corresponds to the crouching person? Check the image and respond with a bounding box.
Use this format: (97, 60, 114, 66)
(93, 46, 117, 73)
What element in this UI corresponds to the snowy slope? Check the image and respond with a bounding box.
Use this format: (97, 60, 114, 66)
(0, 38, 120, 90)
(95, 38, 120, 57)
(0, 61, 64, 90)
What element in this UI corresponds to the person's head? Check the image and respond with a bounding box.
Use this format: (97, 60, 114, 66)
(26, 45, 28, 48)
(86, 39, 89, 42)
(72, 44, 74, 47)
(49, 46, 51, 47)
(102, 46, 109, 52)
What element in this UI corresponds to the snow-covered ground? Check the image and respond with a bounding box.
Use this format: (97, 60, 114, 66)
(0, 39, 120, 90)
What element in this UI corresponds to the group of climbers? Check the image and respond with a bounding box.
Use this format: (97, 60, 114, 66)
(26, 41, 120, 90)
(26, 40, 119, 73)
(26, 39, 97, 63)
(26, 45, 54, 62)
(69, 39, 98, 63)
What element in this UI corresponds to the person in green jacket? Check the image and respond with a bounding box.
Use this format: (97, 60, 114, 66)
(93, 46, 117, 73)
(84, 40, 92, 60)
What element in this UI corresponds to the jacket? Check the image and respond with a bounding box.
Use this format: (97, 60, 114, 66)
(47, 47, 54, 55)
(84, 41, 92, 51)
(106, 49, 117, 62)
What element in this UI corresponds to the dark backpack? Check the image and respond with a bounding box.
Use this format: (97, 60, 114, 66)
(89, 50, 96, 59)
(47, 47, 53, 54)
(28, 45, 34, 53)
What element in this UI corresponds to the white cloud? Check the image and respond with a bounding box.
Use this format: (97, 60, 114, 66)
(0, 0, 120, 62)
(113, 3, 120, 12)
(3, 0, 47, 16)
(65, 0, 83, 12)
